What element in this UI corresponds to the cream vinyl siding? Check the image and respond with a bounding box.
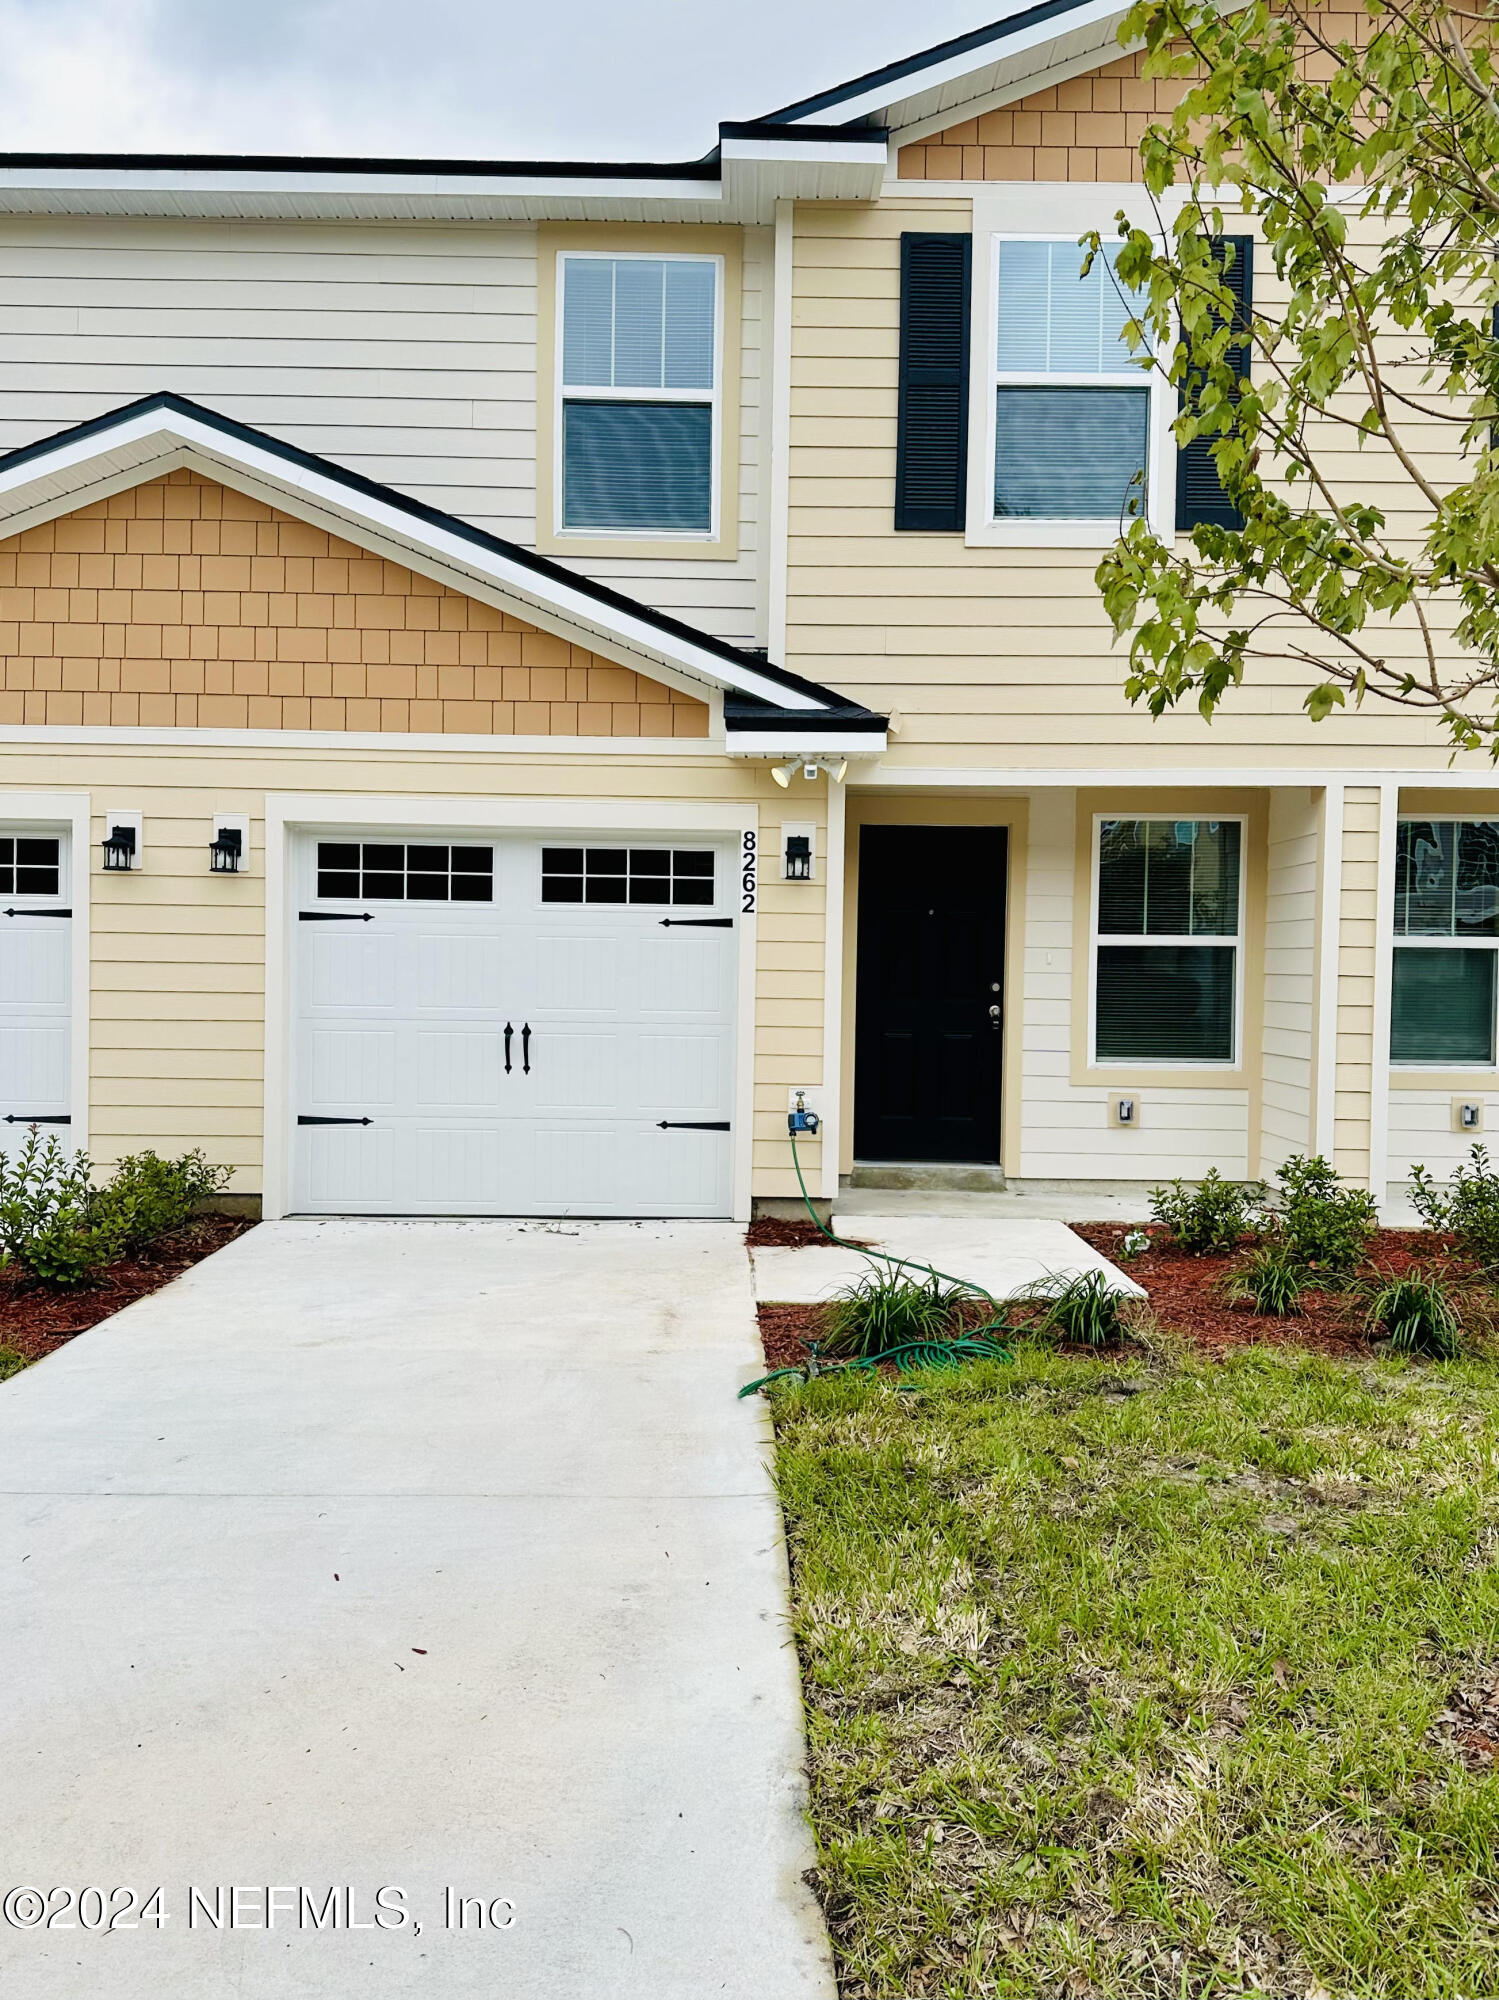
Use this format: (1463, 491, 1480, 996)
(1333, 787, 1382, 1184)
(1017, 789, 1250, 1181)
(0, 742, 826, 1199)
(785, 198, 1485, 772)
(1388, 1091, 1499, 1185)
(1261, 788, 1319, 1174)
(0, 216, 767, 645)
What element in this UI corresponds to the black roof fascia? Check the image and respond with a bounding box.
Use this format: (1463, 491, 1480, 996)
(0, 391, 883, 729)
(723, 695, 885, 736)
(0, 148, 721, 180)
(759, 0, 1096, 124)
(715, 120, 888, 144)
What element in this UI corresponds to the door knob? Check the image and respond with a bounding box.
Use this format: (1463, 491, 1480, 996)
(988, 1004, 1002, 1030)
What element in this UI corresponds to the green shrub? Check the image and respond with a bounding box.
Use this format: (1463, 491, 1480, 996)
(1365, 1273, 1463, 1359)
(0, 1133, 231, 1287)
(0, 1345, 26, 1383)
(1270, 1153, 1378, 1276)
(1409, 1145, 1499, 1270)
(96, 1148, 232, 1253)
(1032, 1269, 1127, 1348)
(1149, 1169, 1265, 1255)
(821, 1264, 979, 1359)
(0, 1129, 120, 1284)
(1224, 1242, 1308, 1317)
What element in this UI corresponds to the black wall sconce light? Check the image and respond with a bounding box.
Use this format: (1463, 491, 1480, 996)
(208, 814, 250, 877)
(781, 823, 816, 882)
(101, 820, 138, 871)
(209, 827, 243, 873)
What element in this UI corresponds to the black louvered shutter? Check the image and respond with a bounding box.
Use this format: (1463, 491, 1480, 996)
(1176, 235, 1254, 530)
(895, 233, 971, 531)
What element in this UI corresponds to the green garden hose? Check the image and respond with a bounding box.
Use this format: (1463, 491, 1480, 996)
(738, 1127, 1016, 1396)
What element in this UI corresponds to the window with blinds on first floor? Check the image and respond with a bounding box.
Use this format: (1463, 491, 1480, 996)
(1391, 819, 1499, 1064)
(1093, 818, 1242, 1064)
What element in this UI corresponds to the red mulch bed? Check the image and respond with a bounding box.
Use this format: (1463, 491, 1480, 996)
(754, 1224, 1485, 1371)
(1075, 1223, 1473, 1356)
(0, 1217, 254, 1365)
(746, 1216, 872, 1249)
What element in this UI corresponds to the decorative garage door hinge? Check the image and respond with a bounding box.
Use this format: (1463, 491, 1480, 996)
(297, 1115, 373, 1126)
(2, 1113, 70, 1124)
(656, 1121, 731, 1131)
(658, 917, 732, 928)
(3, 907, 70, 918)
(299, 911, 373, 922)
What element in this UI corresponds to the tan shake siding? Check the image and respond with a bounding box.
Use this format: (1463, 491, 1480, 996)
(0, 742, 826, 1198)
(0, 471, 709, 737)
(1333, 786, 1381, 1185)
(896, 10, 1385, 181)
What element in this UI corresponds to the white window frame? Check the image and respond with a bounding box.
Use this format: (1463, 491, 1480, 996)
(1088, 813, 1247, 1070)
(1390, 813, 1499, 1072)
(553, 249, 725, 544)
(967, 192, 1174, 550)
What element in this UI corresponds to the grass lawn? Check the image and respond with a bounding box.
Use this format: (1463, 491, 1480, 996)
(771, 1342, 1499, 1999)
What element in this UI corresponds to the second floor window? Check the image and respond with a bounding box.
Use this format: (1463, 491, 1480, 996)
(559, 253, 719, 537)
(1392, 819, 1499, 1065)
(993, 239, 1149, 525)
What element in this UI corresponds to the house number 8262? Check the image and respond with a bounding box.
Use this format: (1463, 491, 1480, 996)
(741, 830, 757, 915)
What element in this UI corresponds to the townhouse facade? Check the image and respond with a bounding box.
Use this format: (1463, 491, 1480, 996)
(0, 3, 1482, 1218)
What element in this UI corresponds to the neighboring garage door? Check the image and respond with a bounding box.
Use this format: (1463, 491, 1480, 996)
(291, 833, 737, 1216)
(0, 831, 71, 1153)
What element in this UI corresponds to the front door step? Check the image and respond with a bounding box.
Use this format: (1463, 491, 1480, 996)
(849, 1160, 1008, 1193)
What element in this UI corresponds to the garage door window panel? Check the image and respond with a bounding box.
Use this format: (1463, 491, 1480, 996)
(541, 847, 715, 907)
(316, 842, 494, 903)
(0, 837, 61, 900)
(1391, 819, 1499, 1065)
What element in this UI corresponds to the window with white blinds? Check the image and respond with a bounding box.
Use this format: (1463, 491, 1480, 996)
(558, 254, 720, 536)
(1391, 819, 1499, 1065)
(993, 239, 1151, 523)
(1093, 818, 1243, 1065)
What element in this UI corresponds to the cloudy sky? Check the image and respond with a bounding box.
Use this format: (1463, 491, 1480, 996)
(0, 0, 988, 159)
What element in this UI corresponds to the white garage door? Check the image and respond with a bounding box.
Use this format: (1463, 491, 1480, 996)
(0, 831, 71, 1156)
(291, 833, 738, 1216)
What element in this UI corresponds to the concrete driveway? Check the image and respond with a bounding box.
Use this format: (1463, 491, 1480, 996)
(0, 1220, 833, 2000)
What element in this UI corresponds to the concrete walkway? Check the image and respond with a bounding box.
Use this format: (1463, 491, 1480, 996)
(752, 1214, 1144, 1305)
(0, 1220, 833, 2000)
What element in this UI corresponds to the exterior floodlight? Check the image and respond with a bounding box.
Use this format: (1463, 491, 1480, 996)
(771, 760, 798, 789)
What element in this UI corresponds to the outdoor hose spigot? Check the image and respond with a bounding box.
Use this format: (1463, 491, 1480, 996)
(788, 1090, 820, 1137)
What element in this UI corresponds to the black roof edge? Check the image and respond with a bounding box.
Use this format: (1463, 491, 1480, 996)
(723, 694, 886, 734)
(716, 120, 889, 145)
(0, 148, 723, 181)
(759, 0, 1098, 124)
(0, 391, 883, 726)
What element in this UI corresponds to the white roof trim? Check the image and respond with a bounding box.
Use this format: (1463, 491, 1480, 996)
(0, 407, 825, 713)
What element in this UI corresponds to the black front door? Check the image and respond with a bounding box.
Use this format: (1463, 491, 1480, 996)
(853, 825, 1006, 1163)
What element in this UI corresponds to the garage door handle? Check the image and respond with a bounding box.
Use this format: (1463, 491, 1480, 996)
(3, 1112, 69, 1124)
(297, 1115, 373, 1126)
(657, 1121, 730, 1131)
(521, 1023, 531, 1075)
(4, 907, 70, 918)
(299, 911, 373, 922)
(659, 917, 732, 928)
(503, 1022, 512, 1074)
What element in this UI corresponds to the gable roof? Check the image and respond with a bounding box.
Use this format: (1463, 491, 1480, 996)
(0, 394, 885, 756)
(761, 0, 1134, 137)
